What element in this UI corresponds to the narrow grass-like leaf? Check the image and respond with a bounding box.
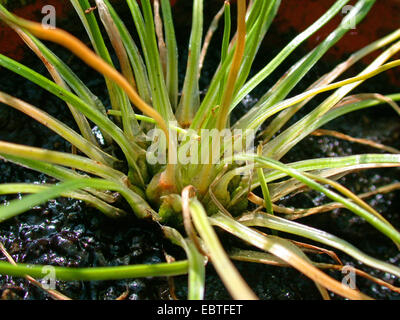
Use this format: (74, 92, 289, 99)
(277, 183, 400, 220)
(0, 178, 155, 222)
(176, 0, 203, 127)
(95, 0, 141, 142)
(0, 242, 71, 300)
(0, 183, 126, 218)
(127, 0, 174, 122)
(263, 40, 400, 160)
(0, 91, 116, 166)
(219, 153, 400, 207)
(220, 1, 231, 69)
(0, 54, 144, 171)
(70, 0, 132, 121)
(163, 226, 206, 300)
(231, 0, 351, 110)
(256, 145, 273, 214)
(233, 0, 280, 98)
(230, 248, 400, 294)
(210, 212, 371, 300)
(232, 154, 400, 246)
(160, 0, 179, 109)
(101, 0, 152, 104)
(188, 196, 258, 299)
(239, 213, 400, 278)
(0, 141, 126, 183)
(234, 0, 375, 130)
(236, 59, 400, 131)
(198, 3, 225, 78)
(14, 27, 99, 148)
(261, 29, 400, 142)
(0, 260, 188, 281)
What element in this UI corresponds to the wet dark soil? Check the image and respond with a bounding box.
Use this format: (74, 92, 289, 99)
(0, 1, 400, 300)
